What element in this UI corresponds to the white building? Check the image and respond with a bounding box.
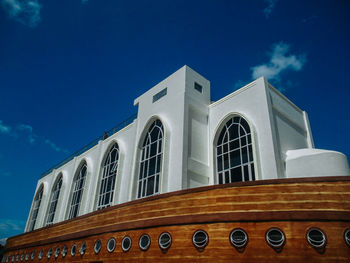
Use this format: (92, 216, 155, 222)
(25, 65, 350, 232)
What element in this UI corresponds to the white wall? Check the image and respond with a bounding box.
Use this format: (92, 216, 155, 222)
(25, 66, 349, 232)
(209, 77, 280, 182)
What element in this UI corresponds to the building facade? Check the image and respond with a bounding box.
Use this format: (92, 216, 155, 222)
(25, 65, 350, 232)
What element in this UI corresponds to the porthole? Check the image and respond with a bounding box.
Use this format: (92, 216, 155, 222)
(38, 250, 43, 260)
(230, 228, 248, 248)
(192, 230, 209, 248)
(344, 228, 350, 247)
(266, 228, 285, 248)
(46, 248, 52, 259)
(54, 247, 60, 258)
(71, 244, 77, 256)
(307, 228, 326, 248)
(80, 242, 87, 255)
(25, 253, 29, 261)
(139, 234, 151, 251)
(107, 238, 116, 252)
(30, 252, 35, 260)
(61, 245, 68, 257)
(158, 232, 172, 250)
(94, 240, 102, 254)
(122, 236, 132, 252)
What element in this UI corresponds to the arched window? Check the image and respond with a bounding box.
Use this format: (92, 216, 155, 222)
(68, 162, 87, 219)
(28, 184, 44, 231)
(97, 143, 119, 209)
(45, 174, 63, 225)
(137, 119, 163, 198)
(215, 116, 255, 184)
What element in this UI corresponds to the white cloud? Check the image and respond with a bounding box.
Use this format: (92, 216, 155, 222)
(251, 42, 306, 83)
(0, 120, 69, 154)
(17, 124, 36, 144)
(0, 219, 26, 239)
(263, 0, 278, 18)
(1, 0, 42, 27)
(44, 139, 69, 154)
(0, 120, 11, 134)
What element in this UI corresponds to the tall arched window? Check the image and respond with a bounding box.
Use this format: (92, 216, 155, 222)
(68, 162, 87, 219)
(28, 184, 44, 231)
(45, 175, 63, 225)
(97, 143, 119, 209)
(215, 116, 255, 184)
(137, 119, 163, 198)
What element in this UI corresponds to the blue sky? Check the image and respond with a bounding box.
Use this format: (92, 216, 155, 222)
(0, 0, 349, 242)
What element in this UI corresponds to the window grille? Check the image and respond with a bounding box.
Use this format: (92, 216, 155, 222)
(97, 144, 119, 209)
(45, 175, 63, 225)
(216, 116, 255, 184)
(137, 120, 163, 198)
(28, 184, 44, 231)
(68, 163, 87, 219)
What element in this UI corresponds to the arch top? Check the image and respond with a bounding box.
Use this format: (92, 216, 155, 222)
(137, 118, 164, 199)
(96, 142, 120, 210)
(214, 114, 255, 185)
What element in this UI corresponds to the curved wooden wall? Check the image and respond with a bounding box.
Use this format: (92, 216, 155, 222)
(4, 176, 350, 262)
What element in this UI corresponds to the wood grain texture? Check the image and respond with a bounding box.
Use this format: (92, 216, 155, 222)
(4, 176, 350, 262)
(3, 222, 350, 262)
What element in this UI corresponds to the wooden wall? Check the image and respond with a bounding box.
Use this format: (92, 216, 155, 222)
(4, 176, 350, 262)
(3, 222, 350, 263)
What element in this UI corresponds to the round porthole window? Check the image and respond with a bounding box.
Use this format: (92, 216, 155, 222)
(71, 244, 77, 256)
(122, 236, 132, 252)
(30, 252, 35, 260)
(47, 248, 52, 259)
(54, 247, 60, 258)
(230, 228, 248, 248)
(79, 242, 87, 255)
(94, 240, 102, 254)
(266, 228, 285, 248)
(192, 230, 209, 248)
(307, 228, 326, 248)
(107, 238, 116, 252)
(38, 250, 43, 260)
(158, 232, 172, 250)
(139, 234, 151, 251)
(344, 228, 350, 247)
(61, 245, 68, 257)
